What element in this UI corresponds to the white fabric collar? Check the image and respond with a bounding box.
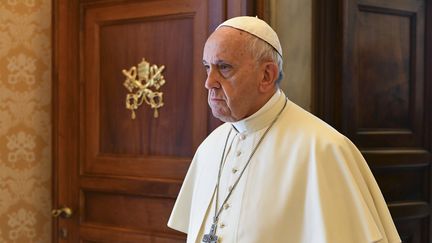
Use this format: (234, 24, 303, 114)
(231, 89, 286, 133)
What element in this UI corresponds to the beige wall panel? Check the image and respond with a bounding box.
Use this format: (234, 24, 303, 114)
(0, 1, 51, 242)
(271, 0, 312, 111)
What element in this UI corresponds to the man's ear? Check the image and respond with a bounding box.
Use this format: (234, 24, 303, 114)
(259, 62, 278, 93)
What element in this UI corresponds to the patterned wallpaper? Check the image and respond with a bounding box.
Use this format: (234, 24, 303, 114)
(0, 0, 51, 242)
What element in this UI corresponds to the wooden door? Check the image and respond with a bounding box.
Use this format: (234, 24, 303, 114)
(314, 0, 432, 242)
(52, 0, 255, 242)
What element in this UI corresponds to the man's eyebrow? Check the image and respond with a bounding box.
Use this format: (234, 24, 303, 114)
(202, 59, 231, 66)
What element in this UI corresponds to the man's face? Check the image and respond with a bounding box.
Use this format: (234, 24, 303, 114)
(203, 27, 264, 122)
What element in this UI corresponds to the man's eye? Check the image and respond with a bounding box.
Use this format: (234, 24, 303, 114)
(219, 64, 231, 71)
(203, 65, 210, 73)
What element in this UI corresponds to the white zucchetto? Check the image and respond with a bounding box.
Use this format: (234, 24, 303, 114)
(217, 16, 283, 57)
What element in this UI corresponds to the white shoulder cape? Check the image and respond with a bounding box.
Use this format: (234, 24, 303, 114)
(168, 100, 401, 243)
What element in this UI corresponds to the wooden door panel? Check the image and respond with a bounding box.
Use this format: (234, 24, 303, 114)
(97, 16, 194, 156)
(355, 8, 411, 130)
(315, 0, 432, 241)
(347, 2, 425, 148)
(345, 1, 431, 241)
(80, 0, 208, 242)
(82, 191, 174, 232)
(80, 225, 185, 243)
(363, 151, 430, 202)
(396, 218, 427, 243)
(83, 1, 206, 179)
(79, 177, 182, 240)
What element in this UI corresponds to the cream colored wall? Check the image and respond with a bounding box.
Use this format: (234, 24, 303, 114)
(0, 1, 51, 242)
(270, 0, 312, 111)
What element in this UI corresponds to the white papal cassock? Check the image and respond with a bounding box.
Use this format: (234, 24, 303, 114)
(168, 89, 401, 243)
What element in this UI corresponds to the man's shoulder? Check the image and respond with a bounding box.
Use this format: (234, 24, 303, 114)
(279, 100, 347, 145)
(277, 101, 363, 162)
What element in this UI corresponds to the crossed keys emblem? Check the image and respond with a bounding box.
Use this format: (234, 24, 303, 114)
(122, 58, 166, 119)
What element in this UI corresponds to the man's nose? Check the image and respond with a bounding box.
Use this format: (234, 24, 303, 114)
(205, 68, 221, 90)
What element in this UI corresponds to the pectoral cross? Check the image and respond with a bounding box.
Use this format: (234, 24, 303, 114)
(202, 223, 218, 243)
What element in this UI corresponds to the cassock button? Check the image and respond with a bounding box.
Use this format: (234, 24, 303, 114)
(232, 168, 238, 173)
(235, 151, 241, 156)
(220, 223, 226, 228)
(239, 134, 246, 140)
(224, 203, 230, 209)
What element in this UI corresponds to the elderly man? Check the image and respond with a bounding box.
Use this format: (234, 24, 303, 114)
(168, 16, 401, 243)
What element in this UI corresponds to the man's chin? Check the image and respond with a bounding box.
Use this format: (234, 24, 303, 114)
(211, 111, 236, 123)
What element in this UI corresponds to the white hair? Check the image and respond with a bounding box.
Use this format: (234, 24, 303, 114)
(246, 35, 284, 84)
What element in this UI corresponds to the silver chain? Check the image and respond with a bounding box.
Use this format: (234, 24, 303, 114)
(212, 98, 288, 230)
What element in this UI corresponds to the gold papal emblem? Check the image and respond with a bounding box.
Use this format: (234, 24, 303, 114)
(122, 58, 166, 119)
